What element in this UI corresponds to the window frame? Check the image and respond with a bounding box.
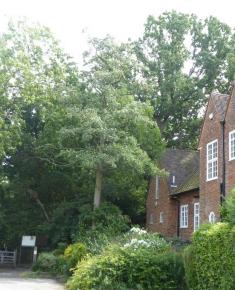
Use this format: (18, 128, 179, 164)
(229, 130, 235, 161)
(194, 203, 200, 232)
(155, 176, 159, 200)
(160, 212, 164, 224)
(209, 211, 216, 224)
(180, 204, 188, 229)
(207, 139, 218, 181)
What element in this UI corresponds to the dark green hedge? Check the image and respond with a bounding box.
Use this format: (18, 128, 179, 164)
(184, 223, 235, 290)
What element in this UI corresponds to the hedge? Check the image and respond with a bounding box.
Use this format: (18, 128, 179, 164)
(67, 245, 186, 290)
(184, 223, 235, 290)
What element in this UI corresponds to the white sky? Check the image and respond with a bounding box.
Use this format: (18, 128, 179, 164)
(1, 0, 235, 64)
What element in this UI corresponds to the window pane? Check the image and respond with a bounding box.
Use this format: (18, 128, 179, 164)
(207, 140, 218, 180)
(180, 205, 188, 228)
(230, 132, 235, 159)
(155, 176, 159, 199)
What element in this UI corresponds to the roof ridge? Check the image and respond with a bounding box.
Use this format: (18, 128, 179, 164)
(166, 148, 198, 153)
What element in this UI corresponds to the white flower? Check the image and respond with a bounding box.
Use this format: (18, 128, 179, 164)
(129, 227, 147, 235)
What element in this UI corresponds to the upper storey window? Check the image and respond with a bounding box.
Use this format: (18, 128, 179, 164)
(207, 140, 218, 181)
(155, 176, 159, 200)
(229, 130, 235, 161)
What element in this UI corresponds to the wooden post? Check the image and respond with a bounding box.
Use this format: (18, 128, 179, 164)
(13, 250, 17, 268)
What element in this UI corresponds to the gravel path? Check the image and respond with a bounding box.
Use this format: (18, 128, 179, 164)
(0, 269, 65, 290)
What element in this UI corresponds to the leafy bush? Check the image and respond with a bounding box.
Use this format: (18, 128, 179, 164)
(168, 236, 190, 252)
(53, 242, 67, 256)
(68, 230, 185, 290)
(74, 203, 130, 254)
(221, 189, 235, 224)
(33, 252, 59, 274)
(62, 242, 87, 275)
(34, 242, 87, 277)
(184, 223, 235, 290)
(43, 201, 81, 247)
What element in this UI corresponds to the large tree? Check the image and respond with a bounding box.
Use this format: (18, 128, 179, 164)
(0, 20, 80, 230)
(134, 11, 235, 148)
(41, 37, 164, 209)
(0, 20, 79, 158)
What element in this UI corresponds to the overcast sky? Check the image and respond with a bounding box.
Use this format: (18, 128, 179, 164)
(1, 0, 235, 64)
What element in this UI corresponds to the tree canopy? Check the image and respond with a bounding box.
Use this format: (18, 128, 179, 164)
(134, 11, 235, 148)
(40, 36, 164, 209)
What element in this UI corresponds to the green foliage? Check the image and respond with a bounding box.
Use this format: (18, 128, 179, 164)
(67, 228, 185, 290)
(53, 242, 68, 256)
(62, 242, 88, 275)
(33, 242, 87, 277)
(168, 236, 191, 252)
(74, 203, 130, 254)
(135, 11, 235, 148)
(44, 201, 81, 247)
(33, 252, 59, 274)
(184, 223, 235, 290)
(67, 243, 185, 290)
(221, 189, 235, 224)
(183, 245, 196, 290)
(79, 203, 130, 235)
(45, 35, 164, 209)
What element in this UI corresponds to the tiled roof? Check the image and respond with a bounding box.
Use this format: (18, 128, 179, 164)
(211, 92, 229, 121)
(198, 91, 229, 147)
(160, 149, 199, 195)
(172, 169, 199, 195)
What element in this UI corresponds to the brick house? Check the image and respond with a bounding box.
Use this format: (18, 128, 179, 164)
(146, 87, 235, 240)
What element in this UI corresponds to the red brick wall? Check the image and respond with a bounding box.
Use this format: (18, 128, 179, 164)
(225, 88, 235, 195)
(199, 97, 222, 223)
(178, 191, 199, 240)
(146, 175, 199, 240)
(146, 176, 178, 238)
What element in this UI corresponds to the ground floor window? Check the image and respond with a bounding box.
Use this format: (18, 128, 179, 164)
(180, 204, 188, 228)
(194, 202, 200, 231)
(209, 211, 216, 224)
(149, 213, 154, 224)
(160, 212, 164, 223)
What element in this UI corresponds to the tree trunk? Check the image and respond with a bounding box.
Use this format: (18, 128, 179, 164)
(28, 189, 50, 222)
(93, 168, 103, 210)
(35, 198, 50, 222)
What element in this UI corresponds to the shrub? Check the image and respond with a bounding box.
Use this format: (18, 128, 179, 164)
(221, 189, 235, 224)
(122, 249, 185, 290)
(53, 242, 67, 256)
(33, 252, 59, 274)
(184, 223, 235, 290)
(62, 242, 87, 275)
(74, 203, 130, 254)
(44, 201, 80, 247)
(67, 233, 186, 290)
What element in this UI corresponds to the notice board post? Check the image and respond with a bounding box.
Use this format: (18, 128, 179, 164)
(19, 236, 37, 266)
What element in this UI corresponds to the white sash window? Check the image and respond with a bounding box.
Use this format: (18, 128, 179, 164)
(229, 130, 235, 161)
(180, 205, 188, 228)
(207, 140, 218, 181)
(194, 203, 200, 232)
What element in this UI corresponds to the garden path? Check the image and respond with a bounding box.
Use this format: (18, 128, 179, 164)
(0, 269, 65, 290)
